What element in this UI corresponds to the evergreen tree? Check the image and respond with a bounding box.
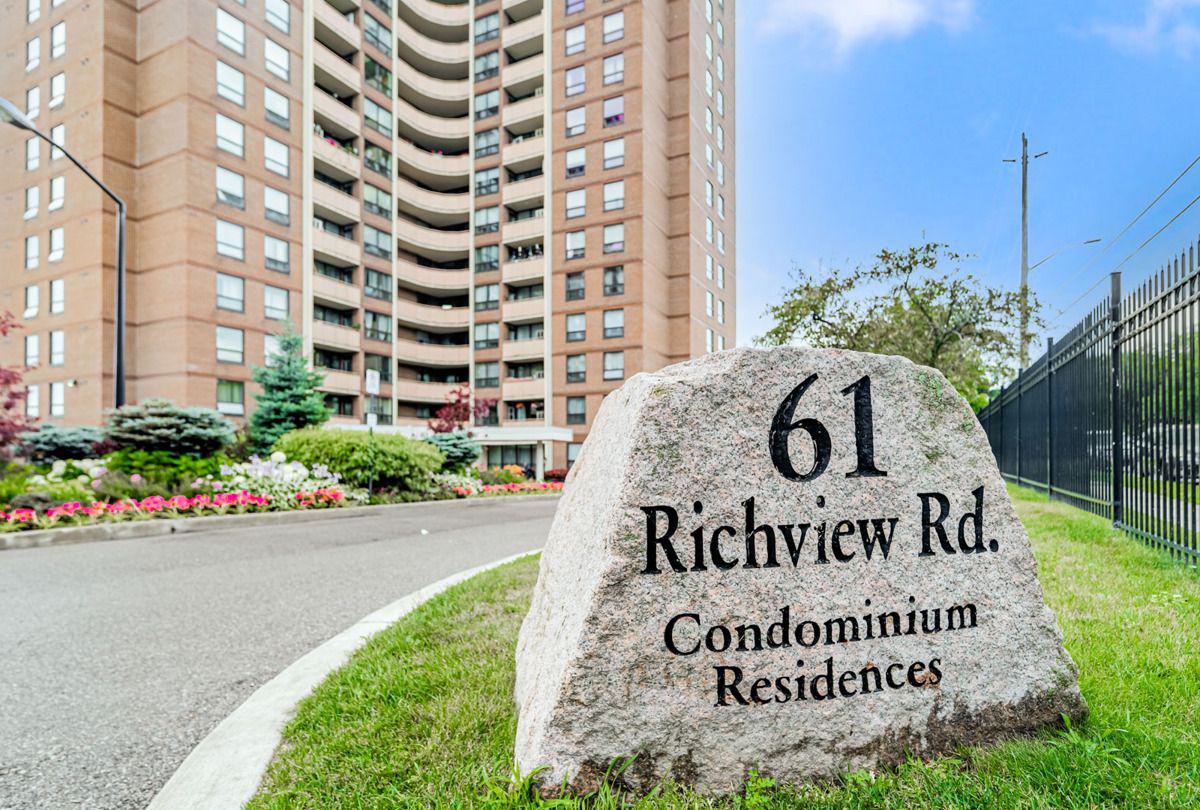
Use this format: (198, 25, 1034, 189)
(250, 324, 331, 452)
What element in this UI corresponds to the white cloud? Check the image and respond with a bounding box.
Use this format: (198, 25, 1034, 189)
(759, 0, 975, 53)
(1092, 0, 1200, 58)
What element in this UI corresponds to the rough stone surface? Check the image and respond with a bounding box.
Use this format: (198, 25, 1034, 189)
(515, 347, 1085, 795)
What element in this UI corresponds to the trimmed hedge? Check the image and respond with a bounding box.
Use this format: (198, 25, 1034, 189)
(274, 428, 444, 493)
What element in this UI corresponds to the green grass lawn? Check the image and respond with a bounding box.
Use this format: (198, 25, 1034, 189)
(248, 486, 1200, 809)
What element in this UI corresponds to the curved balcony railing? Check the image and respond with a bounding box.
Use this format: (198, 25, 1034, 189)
(394, 378, 459, 404)
(396, 257, 470, 293)
(398, 0, 470, 38)
(394, 95, 469, 146)
(395, 13, 469, 79)
(395, 298, 471, 330)
(395, 138, 470, 187)
(395, 57, 469, 117)
(394, 339, 470, 367)
(394, 175, 469, 222)
(395, 217, 470, 256)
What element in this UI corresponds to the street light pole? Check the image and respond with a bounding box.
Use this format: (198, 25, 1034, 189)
(1004, 133, 1049, 368)
(0, 96, 127, 408)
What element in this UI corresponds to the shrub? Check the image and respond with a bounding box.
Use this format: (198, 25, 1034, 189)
(544, 468, 568, 482)
(18, 425, 105, 461)
(425, 431, 481, 471)
(274, 428, 444, 493)
(193, 451, 362, 507)
(104, 398, 235, 457)
(479, 465, 526, 485)
(105, 449, 228, 494)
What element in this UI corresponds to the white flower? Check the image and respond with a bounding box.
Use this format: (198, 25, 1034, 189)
(270, 451, 287, 464)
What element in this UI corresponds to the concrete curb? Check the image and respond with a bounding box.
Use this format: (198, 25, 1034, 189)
(0, 494, 561, 552)
(146, 548, 541, 810)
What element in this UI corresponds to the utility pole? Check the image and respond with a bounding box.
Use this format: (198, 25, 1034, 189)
(1005, 133, 1048, 368)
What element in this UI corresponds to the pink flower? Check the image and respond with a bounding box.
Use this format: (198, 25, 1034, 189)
(130, 474, 143, 483)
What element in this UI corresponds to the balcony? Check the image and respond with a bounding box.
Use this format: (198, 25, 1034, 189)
(502, 93, 544, 128)
(502, 13, 543, 60)
(502, 256, 545, 284)
(394, 378, 458, 404)
(398, 0, 470, 36)
(503, 133, 545, 167)
(503, 55, 543, 92)
(396, 55, 470, 117)
(502, 296, 544, 324)
(503, 174, 543, 206)
(313, 271, 362, 309)
(395, 13, 469, 79)
(314, 136, 361, 181)
(503, 377, 545, 401)
(312, 319, 361, 352)
(318, 369, 361, 395)
(395, 217, 470, 257)
(395, 298, 470, 330)
(394, 96, 470, 146)
(315, 0, 362, 56)
(502, 337, 545, 362)
(313, 180, 362, 224)
(502, 214, 545, 244)
(395, 339, 469, 366)
(314, 90, 361, 140)
(395, 139, 469, 186)
(315, 42, 361, 99)
(312, 228, 362, 266)
(394, 175, 469, 224)
(395, 257, 470, 293)
(504, 0, 542, 20)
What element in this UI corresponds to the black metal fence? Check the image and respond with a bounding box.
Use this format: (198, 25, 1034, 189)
(978, 237, 1199, 566)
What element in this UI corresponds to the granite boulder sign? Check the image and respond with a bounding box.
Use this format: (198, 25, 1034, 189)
(514, 347, 1085, 795)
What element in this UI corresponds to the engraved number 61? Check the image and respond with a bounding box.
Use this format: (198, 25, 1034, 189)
(768, 374, 888, 482)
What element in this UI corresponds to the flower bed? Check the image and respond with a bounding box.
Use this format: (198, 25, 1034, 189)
(0, 488, 348, 532)
(448, 481, 564, 497)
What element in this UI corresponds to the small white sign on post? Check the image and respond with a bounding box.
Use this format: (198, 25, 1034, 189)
(365, 369, 381, 396)
(365, 412, 378, 429)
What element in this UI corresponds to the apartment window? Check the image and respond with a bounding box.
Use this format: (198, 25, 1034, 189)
(716, 124, 725, 151)
(48, 176, 64, 211)
(475, 89, 499, 119)
(475, 206, 499, 234)
(705, 180, 714, 207)
(717, 89, 725, 116)
(603, 223, 624, 253)
(566, 354, 586, 383)
(364, 353, 392, 384)
(25, 235, 39, 269)
(566, 147, 586, 177)
(475, 167, 499, 196)
(718, 194, 726, 219)
(565, 189, 586, 218)
(564, 396, 586, 425)
(706, 327, 714, 353)
(264, 86, 289, 128)
(601, 309, 624, 339)
(566, 313, 586, 341)
(217, 380, 244, 415)
(475, 12, 500, 43)
(705, 289, 714, 317)
(49, 331, 64, 366)
(264, 137, 289, 175)
(50, 21, 65, 58)
(52, 384, 69, 421)
(49, 278, 64, 313)
(26, 385, 40, 418)
(216, 8, 245, 54)
(365, 269, 392, 301)
(48, 124, 64, 161)
(475, 283, 500, 311)
(565, 66, 585, 97)
(265, 0, 290, 34)
(705, 216, 714, 243)
(216, 219, 245, 259)
(264, 39, 290, 81)
(603, 180, 624, 212)
(475, 244, 499, 272)
(314, 303, 352, 327)
(565, 106, 585, 137)
(603, 351, 625, 380)
(705, 107, 713, 133)
(717, 229, 725, 254)
(717, 159, 725, 184)
(475, 51, 499, 81)
(603, 53, 624, 85)
(363, 225, 392, 259)
(565, 24, 585, 56)
(565, 230, 585, 260)
(717, 299, 726, 325)
(215, 61, 245, 106)
(474, 322, 499, 349)
(264, 285, 289, 319)
(24, 285, 39, 318)
(706, 0, 714, 22)
(24, 187, 38, 220)
(47, 227, 63, 262)
(364, 184, 391, 217)
(364, 143, 391, 175)
(705, 70, 713, 97)
(717, 264, 726, 289)
(264, 186, 290, 225)
(215, 167, 245, 208)
(597, 267, 622, 298)
(264, 334, 282, 366)
(565, 0, 584, 15)
(476, 128, 499, 157)
(26, 37, 40, 72)
(566, 442, 582, 468)
(561, 272, 583, 301)
(25, 137, 39, 171)
(603, 96, 624, 127)
(27, 0, 39, 23)
(364, 97, 392, 137)
(475, 362, 499, 388)
(49, 72, 65, 108)
(364, 15, 392, 55)
(509, 282, 543, 302)
(705, 254, 714, 279)
(216, 272, 245, 311)
(216, 326, 244, 363)
(717, 19, 725, 43)
(26, 87, 40, 120)
(716, 54, 725, 81)
(602, 11, 624, 43)
(706, 33, 713, 60)
(264, 235, 289, 272)
(25, 335, 40, 366)
(364, 310, 391, 342)
(216, 114, 244, 156)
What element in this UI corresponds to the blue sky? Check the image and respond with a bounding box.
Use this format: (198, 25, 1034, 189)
(734, 0, 1200, 345)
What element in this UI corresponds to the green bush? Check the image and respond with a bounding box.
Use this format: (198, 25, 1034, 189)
(424, 431, 481, 471)
(274, 428, 443, 493)
(0, 464, 31, 509)
(105, 449, 228, 494)
(18, 425, 106, 461)
(105, 398, 235, 457)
